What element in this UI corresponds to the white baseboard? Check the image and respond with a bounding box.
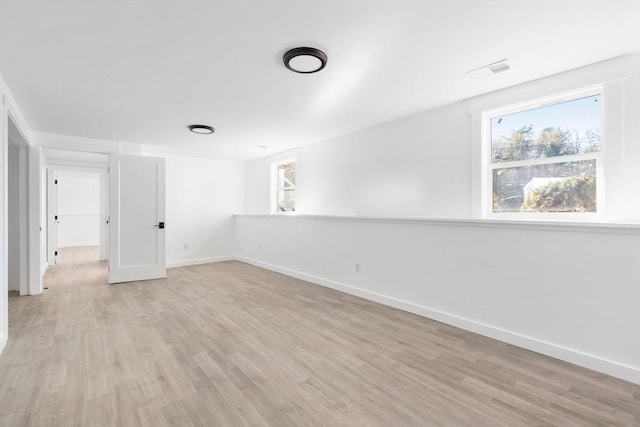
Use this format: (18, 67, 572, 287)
(167, 256, 235, 269)
(0, 331, 7, 355)
(235, 255, 640, 385)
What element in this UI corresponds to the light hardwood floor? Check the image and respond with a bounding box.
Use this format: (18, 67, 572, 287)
(56, 245, 100, 265)
(1, 249, 638, 426)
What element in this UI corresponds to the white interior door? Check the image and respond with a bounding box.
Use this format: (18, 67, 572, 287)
(109, 154, 166, 284)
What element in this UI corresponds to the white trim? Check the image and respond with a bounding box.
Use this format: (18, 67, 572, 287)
(482, 85, 602, 118)
(16, 146, 29, 296)
(57, 212, 100, 217)
(482, 87, 604, 221)
(40, 261, 48, 278)
(47, 165, 109, 262)
(465, 54, 631, 115)
(27, 147, 43, 295)
(46, 159, 108, 170)
(235, 255, 640, 385)
(32, 131, 119, 154)
(166, 255, 235, 268)
(271, 157, 296, 214)
(46, 169, 57, 265)
(1, 72, 34, 355)
(0, 330, 6, 354)
(0, 93, 8, 353)
(234, 214, 639, 234)
(0, 75, 31, 144)
(489, 152, 600, 170)
(469, 54, 638, 223)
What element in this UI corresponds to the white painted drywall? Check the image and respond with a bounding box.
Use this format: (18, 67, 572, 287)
(244, 54, 640, 223)
(164, 155, 245, 267)
(1, 70, 37, 348)
(244, 101, 471, 218)
(36, 144, 246, 268)
(56, 171, 100, 248)
(235, 215, 640, 383)
(7, 145, 18, 291)
(7, 141, 30, 294)
(0, 78, 7, 353)
(40, 167, 47, 276)
(238, 54, 640, 383)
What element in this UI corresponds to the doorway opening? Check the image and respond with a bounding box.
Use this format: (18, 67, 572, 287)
(52, 170, 103, 264)
(7, 117, 29, 297)
(44, 150, 109, 289)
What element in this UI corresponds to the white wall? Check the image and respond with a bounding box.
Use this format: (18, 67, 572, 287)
(238, 54, 640, 384)
(245, 101, 471, 218)
(1, 71, 34, 353)
(0, 80, 7, 353)
(244, 54, 640, 223)
(7, 140, 30, 292)
(56, 171, 100, 248)
(235, 215, 640, 383)
(164, 155, 245, 267)
(38, 143, 247, 268)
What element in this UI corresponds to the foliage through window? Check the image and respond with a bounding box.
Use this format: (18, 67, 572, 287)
(488, 93, 601, 214)
(274, 160, 296, 212)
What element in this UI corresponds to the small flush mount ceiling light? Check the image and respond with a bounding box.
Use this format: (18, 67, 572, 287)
(283, 47, 327, 74)
(188, 124, 215, 134)
(466, 58, 510, 79)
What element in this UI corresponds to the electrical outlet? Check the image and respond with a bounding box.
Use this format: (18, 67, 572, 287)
(183, 243, 188, 250)
(355, 263, 360, 272)
(258, 244, 262, 250)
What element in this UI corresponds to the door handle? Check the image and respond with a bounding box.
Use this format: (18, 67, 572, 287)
(155, 222, 165, 229)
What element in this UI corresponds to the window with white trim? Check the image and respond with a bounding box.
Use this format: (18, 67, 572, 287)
(272, 159, 296, 213)
(484, 89, 603, 218)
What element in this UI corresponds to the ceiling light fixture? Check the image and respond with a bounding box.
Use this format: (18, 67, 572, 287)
(283, 47, 327, 74)
(188, 124, 215, 134)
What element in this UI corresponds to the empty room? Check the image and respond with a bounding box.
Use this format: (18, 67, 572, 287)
(0, 1, 639, 426)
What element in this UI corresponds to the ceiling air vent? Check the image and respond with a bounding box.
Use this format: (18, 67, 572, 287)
(466, 59, 510, 79)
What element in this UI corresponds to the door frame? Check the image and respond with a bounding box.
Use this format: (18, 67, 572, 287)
(46, 164, 109, 263)
(1, 92, 39, 353)
(46, 169, 57, 265)
(7, 118, 30, 296)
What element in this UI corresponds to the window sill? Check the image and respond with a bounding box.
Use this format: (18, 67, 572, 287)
(235, 214, 640, 234)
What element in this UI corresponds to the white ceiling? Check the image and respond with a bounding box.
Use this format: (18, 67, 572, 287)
(0, 1, 638, 161)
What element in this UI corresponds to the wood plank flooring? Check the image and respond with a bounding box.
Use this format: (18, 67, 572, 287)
(56, 245, 100, 264)
(1, 248, 638, 426)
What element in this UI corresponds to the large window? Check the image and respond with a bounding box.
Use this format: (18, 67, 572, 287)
(485, 89, 602, 218)
(272, 159, 296, 213)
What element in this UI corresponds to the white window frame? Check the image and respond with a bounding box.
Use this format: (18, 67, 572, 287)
(481, 85, 605, 221)
(271, 158, 296, 214)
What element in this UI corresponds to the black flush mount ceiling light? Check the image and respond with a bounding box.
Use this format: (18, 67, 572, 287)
(283, 47, 327, 74)
(188, 124, 215, 134)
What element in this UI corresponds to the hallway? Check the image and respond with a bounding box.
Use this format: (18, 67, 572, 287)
(44, 246, 106, 290)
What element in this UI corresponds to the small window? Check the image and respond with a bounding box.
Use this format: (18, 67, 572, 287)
(273, 159, 296, 213)
(485, 91, 602, 217)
